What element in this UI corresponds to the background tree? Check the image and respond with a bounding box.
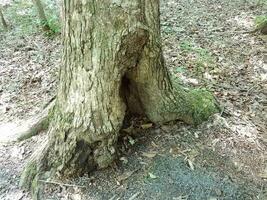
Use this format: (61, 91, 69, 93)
(32, 0, 50, 31)
(0, 7, 8, 31)
(261, 24, 267, 34)
(258, 17, 267, 34)
(20, 0, 219, 197)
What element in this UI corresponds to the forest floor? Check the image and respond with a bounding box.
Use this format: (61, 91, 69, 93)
(0, 0, 267, 199)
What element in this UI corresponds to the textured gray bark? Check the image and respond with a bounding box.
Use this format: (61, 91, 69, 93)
(20, 0, 219, 197)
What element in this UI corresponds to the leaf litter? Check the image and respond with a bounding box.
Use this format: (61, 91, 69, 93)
(0, 0, 267, 199)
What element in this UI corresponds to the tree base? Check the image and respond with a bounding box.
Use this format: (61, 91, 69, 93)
(180, 88, 220, 125)
(20, 1, 220, 196)
(20, 86, 219, 199)
(20, 138, 50, 200)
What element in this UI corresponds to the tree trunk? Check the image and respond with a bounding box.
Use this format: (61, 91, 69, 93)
(20, 0, 219, 197)
(0, 7, 8, 31)
(260, 22, 267, 35)
(32, 0, 50, 31)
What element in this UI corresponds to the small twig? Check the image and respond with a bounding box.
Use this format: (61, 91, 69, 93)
(240, 29, 259, 34)
(39, 179, 86, 188)
(108, 195, 121, 200)
(129, 192, 140, 200)
(246, 83, 260, 97)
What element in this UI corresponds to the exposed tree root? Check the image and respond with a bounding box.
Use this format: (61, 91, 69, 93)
(19, 87, 220, 199)
(17, 100, 55, 141)
(20, 138, 51, 200)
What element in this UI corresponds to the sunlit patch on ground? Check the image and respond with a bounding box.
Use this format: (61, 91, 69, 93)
(229, 14, 255, 30)
(0, 120, 33, 143)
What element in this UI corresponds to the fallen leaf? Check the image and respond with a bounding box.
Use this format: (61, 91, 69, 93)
(258, 173, 267, 179)
(71, 193, 82, 200)
(142, 152, 157, 158)
(122, 125, 134, 134)
(208, 197, 217, 200)
(119, 157, 128, 164)
(148, 172, 157, 179)
(117, 170, 135, 182)
(151, 141, 159, 148)
(141, 123, 153, 129)
(116, 180, 120, 186)
(129, 192, 140, 200)
(173, 195, 189, 200)
(187, 159, 194, 170)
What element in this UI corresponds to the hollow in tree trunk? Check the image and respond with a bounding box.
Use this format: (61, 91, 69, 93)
(20, 0, 219, 198)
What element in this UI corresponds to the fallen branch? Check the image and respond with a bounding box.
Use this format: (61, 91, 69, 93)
(38, 179, 86, 188)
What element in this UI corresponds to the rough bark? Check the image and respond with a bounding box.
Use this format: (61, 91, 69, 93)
(20, 0, 219, 197)
(0, 7, 8, 31)
(32, 0, 50, 31)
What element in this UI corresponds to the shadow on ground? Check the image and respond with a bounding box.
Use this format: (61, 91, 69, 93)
(79, 124, 265, 200)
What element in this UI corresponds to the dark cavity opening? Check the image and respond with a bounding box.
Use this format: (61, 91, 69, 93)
(120, 74, 144, 119)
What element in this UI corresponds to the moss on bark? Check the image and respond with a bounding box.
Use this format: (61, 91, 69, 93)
(139, 83, 220, 125)
(20, 160, 42, 200)
(20, 161, 38, 191)
(186, 89, 220, 125)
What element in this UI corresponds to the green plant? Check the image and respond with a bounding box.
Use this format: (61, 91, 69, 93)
(179, 40, 215, 75)
(47, 15, 60, 33)
(41, 14, 61, 37)
(3, 0, 60, 36)
(180, 41, 194, 52)
(254, 15, 267, 29)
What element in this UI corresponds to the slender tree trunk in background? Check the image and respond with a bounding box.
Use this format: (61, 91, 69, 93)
(0, 7, 8, 31)
(260, 22, 267, 34)
(32, 0, 50, 31)
(20, 0, 219, 197)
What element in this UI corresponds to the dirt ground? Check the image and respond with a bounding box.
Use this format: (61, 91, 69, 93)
(0, 0, 266, 199)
